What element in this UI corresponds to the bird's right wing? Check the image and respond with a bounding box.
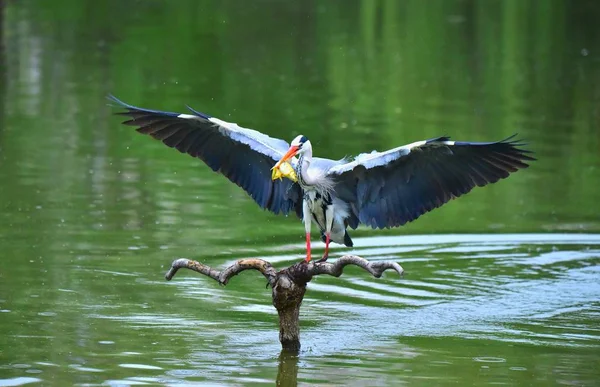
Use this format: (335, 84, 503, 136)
(328, 136, 535, 229)
(109, 95, 302, 217)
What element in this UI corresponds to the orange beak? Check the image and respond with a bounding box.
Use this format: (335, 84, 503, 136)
(274, 145, 299, 168)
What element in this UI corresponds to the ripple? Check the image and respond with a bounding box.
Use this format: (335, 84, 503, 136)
(473, 357, 506, 363)
(118, 364, 163, 370)
(103, 380, 150, 386)
(0, 377, 42, 387)
(36, 312, 56, 317)
(68, 364, 104, 373)
(9, 232, 597, 385)
(518, 250, 600, 265)
(10, 364, 30, 369)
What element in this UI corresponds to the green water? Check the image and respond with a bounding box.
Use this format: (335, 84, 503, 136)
(1, 1, 600, 386)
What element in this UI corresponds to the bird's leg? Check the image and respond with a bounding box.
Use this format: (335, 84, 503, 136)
(305, 233, 311, 263)
(316, 234, 330, 263)
(317, 205, 334, 263)
(303, 200, 312, 263)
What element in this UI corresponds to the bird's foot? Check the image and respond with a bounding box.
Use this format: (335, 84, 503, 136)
(302, 254, 312, 264)
(317, 233, 331, 263)
(316, 252, 329, 263)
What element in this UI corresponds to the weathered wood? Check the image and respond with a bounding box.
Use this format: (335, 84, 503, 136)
(165, 256, 404, 350)
(166, 258, 277, 285)
(272, 271, 305, 351)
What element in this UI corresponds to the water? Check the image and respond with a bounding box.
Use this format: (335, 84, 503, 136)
(1, 1, 600, 386)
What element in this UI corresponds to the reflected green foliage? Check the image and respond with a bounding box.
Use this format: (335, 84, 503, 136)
(0, 0, 599, 385)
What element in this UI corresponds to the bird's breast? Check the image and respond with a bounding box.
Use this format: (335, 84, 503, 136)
(303, 190, 332, 211)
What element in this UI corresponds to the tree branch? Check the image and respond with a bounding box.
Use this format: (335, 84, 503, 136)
(165, 258, 277, 286)
(307, 255, 404, 278)
(164, 255, 404, 350)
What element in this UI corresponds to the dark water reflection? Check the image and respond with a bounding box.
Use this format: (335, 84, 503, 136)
(1, 0, 600, 386)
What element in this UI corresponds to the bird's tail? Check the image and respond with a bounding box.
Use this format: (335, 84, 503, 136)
(343, 230, 353, 247)
(321, 229, 353, 247)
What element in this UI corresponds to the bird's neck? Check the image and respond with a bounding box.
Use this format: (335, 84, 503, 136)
(297, 145, 335, 195)
(297, 150, 315, 187)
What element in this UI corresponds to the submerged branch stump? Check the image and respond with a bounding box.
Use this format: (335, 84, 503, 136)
(165, 255, 404, 351)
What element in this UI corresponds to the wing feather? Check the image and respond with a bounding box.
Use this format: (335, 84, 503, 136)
(108, 95, 301, 216)
(329, 136, 534, 229)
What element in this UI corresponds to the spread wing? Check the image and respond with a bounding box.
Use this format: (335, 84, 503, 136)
(109, 95, 302, 216)
(328, 136, 535, 229)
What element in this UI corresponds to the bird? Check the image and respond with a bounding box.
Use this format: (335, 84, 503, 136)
(109, 95, 534, 263)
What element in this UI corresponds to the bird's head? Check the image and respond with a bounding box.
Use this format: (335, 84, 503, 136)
(275, 135, 310, 167)
(289, 135, 310, 155)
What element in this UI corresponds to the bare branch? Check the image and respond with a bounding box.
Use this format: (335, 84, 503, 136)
(165, 258, 277, 286)
(165, 258, 220, 281)
(219, 258, 277, 285)
(307, 255, 404, 278)
(164, 254, 404, 350)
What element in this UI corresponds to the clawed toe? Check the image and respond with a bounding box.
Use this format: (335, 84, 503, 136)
(316, 253, 329, 263)
(301, 256, 311, 264)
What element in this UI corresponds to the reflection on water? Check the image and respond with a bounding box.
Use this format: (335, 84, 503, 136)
(1, 234, 599, 385)
(277, 350, 299, 387)
(1, 0, 600, 386)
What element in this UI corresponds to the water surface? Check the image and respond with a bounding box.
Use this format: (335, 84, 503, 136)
(1, 1, 599, 386)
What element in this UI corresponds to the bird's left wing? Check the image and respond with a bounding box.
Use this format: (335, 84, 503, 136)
(109, 95, 302, 216)
(328, 136, 535, 229)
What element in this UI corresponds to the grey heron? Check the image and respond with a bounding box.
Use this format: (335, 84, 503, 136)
(110, 96, 534, 262)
